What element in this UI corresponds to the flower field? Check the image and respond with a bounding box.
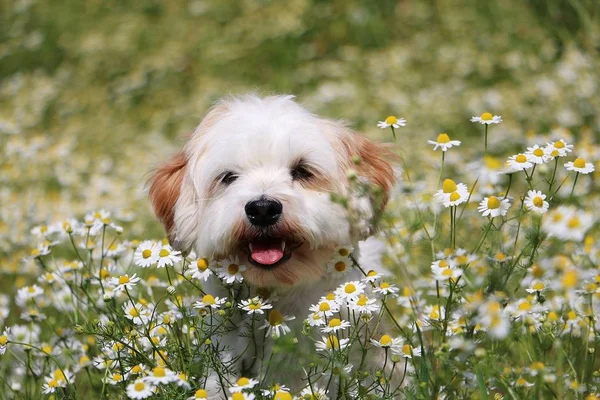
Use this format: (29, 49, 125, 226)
(1, 0, 600, 399)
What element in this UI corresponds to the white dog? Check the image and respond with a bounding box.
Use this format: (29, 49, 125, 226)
(149, 94, 394, 396)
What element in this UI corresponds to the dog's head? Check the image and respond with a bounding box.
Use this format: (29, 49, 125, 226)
(149, 95, 393, 288)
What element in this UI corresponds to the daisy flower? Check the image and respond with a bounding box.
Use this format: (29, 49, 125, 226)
(309, 300, 339, 318)
(299, 386, 329, 400)
(526, 145, 549, 164)
(525, 280, 546, 294)
(193, 294, 226, 310)
(432, 266, 463, 281)
(362, 269, 382, 283)
(229, 393, 256, 400)
(392, 343, 422, 358)
(186, 257, 214, 281)
(334, 281, 365, 302)
(321, 318, 351, 333)
(188, 389, 209, 400)
(524, 190, 549, 214)
(315, 335, 350, 352)
(564, 157, 595, 174)
(134, 241, 159, 268)
(434, 179, 469, 207)
(229, 377, 259, 393)
(0, 327, 10, 355)
(373, 281, 400, 297)
(144, 366, 178, 385)
(478, 196, 510, 218)
(348, 294, 379, 315)
(156, 245, 182, 268)
(326, 256, 352, 277)
(377, 115, 406, 129)
(123, 302, 151, 325)
(217, 257, 247, 284)
(334, 244, 354, 258)
(470, 112, 502, 125)
(239, 297, 273, 315)
(370, 334, 403, 353)
(127, 379, 155, 399)
(260, 310, 295, 338)
(545, 139, 574, 158)
(110, 273, 141, 293)
(506, 154, 533, 172)
(427, 133, 461, 152)
(306, 312, 326, 327)
(106, 371, 128, 385)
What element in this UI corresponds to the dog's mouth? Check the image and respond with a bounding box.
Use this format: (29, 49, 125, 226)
(242, 237, 301, 269)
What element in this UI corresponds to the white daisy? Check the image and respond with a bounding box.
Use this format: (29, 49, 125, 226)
(315, 335, 350, 352)
(525, 280, 546, 294)
(216, 257, 247, 284)
(334, 281, 366, 302)
(391, 343, 422, 358)
(362, 269, 382, 283)
(229, 377, 259, 393)
(427, 133, 461, 152)
(127, 379, 155, 399)
(186, 257, 214, 281)
(477, 196, 511, 218)
(545, 139, 574, 158)
(434, 179, 469, 208)
(370, 334, 403, 353)
(134, 241, 159, 268)
(144, 366, 178, 385)
(309, 300, 339, 318)
(193, 294, 226, 310)
(260, 310, 295, 338)
(348, 294, 379, 315)
(239, 297, 273, 315)
(0, 327, 10, 355)
(229, 393, 256, 400)
(110, 273, 141, 293)
(564, 157, 595, 174)
(470, 112, 502, 125)
(299, 386, 329, 400)
(321, 318, 351, 333)
(525, 145, 549, 164)
(188, 389, 209, 400)
(377, 115, 406, 129)
(156, 245, 182, 268)
(123, 302, 151, 325)
(524, 190, 549, 214)
(326, 256, 352, 276)
(432, 265, 463, 281)
(506, 154, 533, 172)
(373, 281, 400, 297)
(306, 312, 326, 327)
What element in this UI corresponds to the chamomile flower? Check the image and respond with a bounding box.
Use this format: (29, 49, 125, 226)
(506, 154, 533, 172)
(309, 300, 339, 318)
(217, 257, 247, 284)
(123, 302, 151, 325)
(186, 257, 214, 281)
(144, 366, 177, 385)
(326, 256, 352, 276)
(321, 318, 351, 333)
(156, 245, 182, 268)
(229, 377, 259, 393)
(432, 265, 463, 281)
(428, 133, 461, 151)
(299, 386, 329, 400)
(524, 190, 549, 214)
(306, 312, 326, 327)
(362, 269, 382, 283)
(334, 281, 365, 302)
(260, 310, 295, 338)
(564, 157, 595, 174)
(470, 112, 502, 125)
(526, 280, 547, 294)
(373, 281, 400, 296)
(0, 327, 10, 354)
(134, 241, 159, 268)
(315, 335, 350, 352)
(127, 379, 155, 399)
(377, 115, 406, 129)
(189, 389, 209, 400)
(478, 196, 511, 218)
(334, 245, 354, 258)
(392, 343, 422, 358)
(239, 297, 273, 315)
(111, 273, 141, 293)
(545, 139, 574, 157)
(370, 334, 403, 353)
(348, 294, 379, 314)
(229, 393, 256, 400)
(434, 179, 469, 207)
(193, 294, 226, 310)
(526, 144, 550, 164)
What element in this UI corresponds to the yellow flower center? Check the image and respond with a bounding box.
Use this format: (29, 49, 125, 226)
(153, 367, 166, 377)
(48, 379, 59, 388)
(195, 389, 208, 398)
(197, 258, 209, 271)
(329, 318, 341, 328)
(573, 158, 586, 168)
(232, 393, 245, 400)
(402, 344, 412, 354)
(480, 112, 493, 120)
(344, 284, 356, 294)
(319, 303, 330, 312)
(228, 264, 239, 274)
(533, 197, 544, 207)
(442, 268, 454, 277)
(326, 293, 336, 301)
(338, 248, 350, 257)
(237, 377, 250, 386)
(380, 335, 392, 346)
(533, 148, 544, 157)
(496, 252, 506, 261)
(449, 192, 461, 202)
(380, 282, 390, 289)
(334, 261, 346, 272)
(118, 275, 130, 285)
(0, 335, 8, 345)
(53, 370, 66, 381)
(367, 270, 377, 277)
(202, 294, 215, 305)
(547, 311, 559, 322)
(42, 345, 52, 354)
(129, 307, 140, 317)
(568, 217, 580, 229)
(437, 133, 450, 143)
(487, 196, 500, 209)
(555, 141, 565, 149)
(518, 301, 531, 311)
(442, 179, 457, 193)
(79, 355, 90, 365)
(357, 295, 368, 306)
(113, 373, 123, 381)
(312, 312, 322, 321)
(567, 310, 577, 320)
(562, 270, 578, 288)
(532, 282, 545, 291)
(142, 249, 152, 259)
(439, 260, 448, 268)
(326, 335, 340, 349)
(385, 116, 397, 125)
(159, 249, 170, 257)
(456, 255, 468, 264)
(515, 154, 527, 163)
(268, 310, 284, 326)
(134, 382, 146, 391)
(132, 365, 142, 374)
(275, 391, 293, 400)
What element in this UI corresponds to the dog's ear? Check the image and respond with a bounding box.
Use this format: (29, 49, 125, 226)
(148, 152, 187, 243)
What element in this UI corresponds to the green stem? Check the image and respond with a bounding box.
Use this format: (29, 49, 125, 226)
(569, 172, 580, 199)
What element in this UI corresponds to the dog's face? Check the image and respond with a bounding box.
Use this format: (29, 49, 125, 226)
(149, 95, 393, 288)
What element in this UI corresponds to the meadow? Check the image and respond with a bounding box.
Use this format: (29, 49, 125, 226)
(1, 0, 600, 398)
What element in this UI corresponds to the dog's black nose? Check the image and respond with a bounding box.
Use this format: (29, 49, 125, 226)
(245, 198, 282, 227)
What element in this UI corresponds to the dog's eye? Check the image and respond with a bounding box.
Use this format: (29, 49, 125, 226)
(291, 164, 314, 181)
(220, 172, 238, 185)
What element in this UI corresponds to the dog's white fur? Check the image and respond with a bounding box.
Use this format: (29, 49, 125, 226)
(149, 94, 394, 395)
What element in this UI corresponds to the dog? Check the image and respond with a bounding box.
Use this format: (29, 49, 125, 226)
(148, 94, 394, 396)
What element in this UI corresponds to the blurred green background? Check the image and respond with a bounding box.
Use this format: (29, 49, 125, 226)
(1, 0, 599, 251)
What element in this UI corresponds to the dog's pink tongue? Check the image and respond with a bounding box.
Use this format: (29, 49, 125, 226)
(251, 242, 284, 265)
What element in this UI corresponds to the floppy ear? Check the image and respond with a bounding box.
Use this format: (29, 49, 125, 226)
(148, 152, 187, 242)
